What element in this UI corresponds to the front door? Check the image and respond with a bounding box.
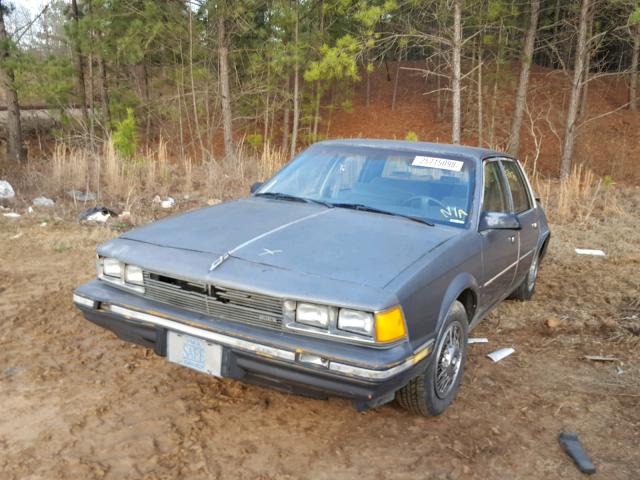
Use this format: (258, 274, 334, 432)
(479, 161, 520, 306)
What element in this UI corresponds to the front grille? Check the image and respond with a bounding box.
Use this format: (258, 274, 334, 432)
(142, 271, 283, 329)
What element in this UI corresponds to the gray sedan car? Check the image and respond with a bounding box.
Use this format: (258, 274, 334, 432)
(74, 140, 550, 416)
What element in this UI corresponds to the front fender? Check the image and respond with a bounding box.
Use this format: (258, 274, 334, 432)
(435, 272, 479, 336)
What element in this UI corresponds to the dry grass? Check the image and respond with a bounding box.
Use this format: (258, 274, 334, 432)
(35, 137, 289, 207)
(529, 164, 626, 225)
(9, 138, 630, 234)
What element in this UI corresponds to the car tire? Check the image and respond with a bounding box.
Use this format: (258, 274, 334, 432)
(396, 301, 468, 416)
(509, 250, 539, 301)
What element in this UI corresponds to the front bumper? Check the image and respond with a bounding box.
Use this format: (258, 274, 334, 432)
(74, 280, 433, 410)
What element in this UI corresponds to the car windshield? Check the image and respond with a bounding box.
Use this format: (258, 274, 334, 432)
(257, 144, 475, 228)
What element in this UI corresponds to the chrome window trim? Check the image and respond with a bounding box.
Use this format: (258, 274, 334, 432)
(499, 158, 536, 215)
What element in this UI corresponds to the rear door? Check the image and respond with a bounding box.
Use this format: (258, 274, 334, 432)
(500, 159, 539, 283)
(479, 160, 520, 306)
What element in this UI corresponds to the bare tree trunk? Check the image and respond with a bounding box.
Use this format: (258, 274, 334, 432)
(218, 15, 234, 163)
(99, 57, 110, 127)
(489, 25, 503, 147)
(0, 6, 24, 162)
(70, 0, 89, 127)
(365, 56, 371, 107)
(143, 63, 151, 142)
(630, 23, 639, 112)
(560, 0, 590, 178)
(436, 54, 443, 121)
(391, 51, 402, 111)
(189, 10, 206, 158)
(476, 40, 483, 146)
(579, 12, 594, 118)
(312, 0, 324, 139)
(281, 75, 290, 152)
(508, 0, 540, 156)
(290, 1, 300, 157)
(312, 82, 321, 140)
(451, 0, 462, 144)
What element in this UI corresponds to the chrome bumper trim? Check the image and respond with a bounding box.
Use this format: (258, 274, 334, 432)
(108, 304, 295, 362)
(90, 303, 429, 381)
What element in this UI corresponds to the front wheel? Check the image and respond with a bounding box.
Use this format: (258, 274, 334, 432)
(396, 301, 468, 416)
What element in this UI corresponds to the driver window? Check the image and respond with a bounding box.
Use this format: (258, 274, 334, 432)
(483, 162, 509, 213)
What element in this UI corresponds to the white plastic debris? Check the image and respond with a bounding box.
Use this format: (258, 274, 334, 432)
(79, 206, 118, 223)
(10, 232, 23, 240)
(160, 197, 176, 209)
(0, 180, 15, 200)
(27, 206, 34, 214)
(584, 355, 619, 362)
(33, 196, 55, 207)
(487, 347, 515, 362)
(3, 212, 21, 218)
(575, 248, 606, 257)
(468, 337, 489, 344)
(40, 222, 48, 227)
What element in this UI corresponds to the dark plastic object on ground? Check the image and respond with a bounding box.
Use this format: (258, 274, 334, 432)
(559, 432, 596, 475)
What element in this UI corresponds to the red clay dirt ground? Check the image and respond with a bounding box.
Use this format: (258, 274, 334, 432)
(0, 190, 638, 480)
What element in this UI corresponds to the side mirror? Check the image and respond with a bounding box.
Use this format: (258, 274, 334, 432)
(479, 211, 521, 231)
(250, 182, 263, 194)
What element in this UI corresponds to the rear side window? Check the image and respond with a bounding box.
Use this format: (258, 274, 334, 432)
(483, 162, 509, 213)
(502, 161, 532, 213)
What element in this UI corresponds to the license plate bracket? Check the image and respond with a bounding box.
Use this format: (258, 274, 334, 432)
(167, 331, 223, 377)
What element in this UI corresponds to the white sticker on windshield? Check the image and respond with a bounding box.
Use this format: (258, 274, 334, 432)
(412, 156, 463, 171)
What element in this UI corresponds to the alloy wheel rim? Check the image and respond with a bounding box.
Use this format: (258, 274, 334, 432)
(435, 321, 463, 399)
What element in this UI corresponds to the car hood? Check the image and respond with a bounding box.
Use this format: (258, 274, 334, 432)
(120, 197, 459, 288)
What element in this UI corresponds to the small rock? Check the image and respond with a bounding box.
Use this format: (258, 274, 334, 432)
(27, 206, 34, 214)
(546, 317, 561, 329)
(0, 180, 15, 200)
(33, 196, 55, 207)
(67, 190, 96, 202)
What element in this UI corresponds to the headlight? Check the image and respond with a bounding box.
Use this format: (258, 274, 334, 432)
(124, 264, 144, 285)
(102, 257, 122, 278)
(97, 257, 144, 293)
(296, 303, 330, 329)
(338, 309, 374, 337)
(285, 300, 407, 345)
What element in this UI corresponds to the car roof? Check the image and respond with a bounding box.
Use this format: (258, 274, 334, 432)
(315, 139, 511, 162)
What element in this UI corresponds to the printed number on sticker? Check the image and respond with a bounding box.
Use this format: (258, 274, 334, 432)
(412, 156, 464, 172)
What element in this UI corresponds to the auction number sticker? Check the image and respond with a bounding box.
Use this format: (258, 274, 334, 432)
(411, 156, 464, 172)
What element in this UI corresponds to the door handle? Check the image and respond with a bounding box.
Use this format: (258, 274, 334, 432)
(531, 222, 538, 228)
(508, 235, 516, 243)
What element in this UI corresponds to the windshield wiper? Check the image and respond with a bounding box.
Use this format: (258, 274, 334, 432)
(332, 203, 434, 226)
(255, 192, 333, 208)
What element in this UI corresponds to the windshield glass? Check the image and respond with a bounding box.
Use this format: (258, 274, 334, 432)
(258, 144, 475, 228)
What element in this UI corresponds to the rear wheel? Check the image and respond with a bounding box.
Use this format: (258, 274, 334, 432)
(397, 301, 468, 416)
(509, 250, 539, 301)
